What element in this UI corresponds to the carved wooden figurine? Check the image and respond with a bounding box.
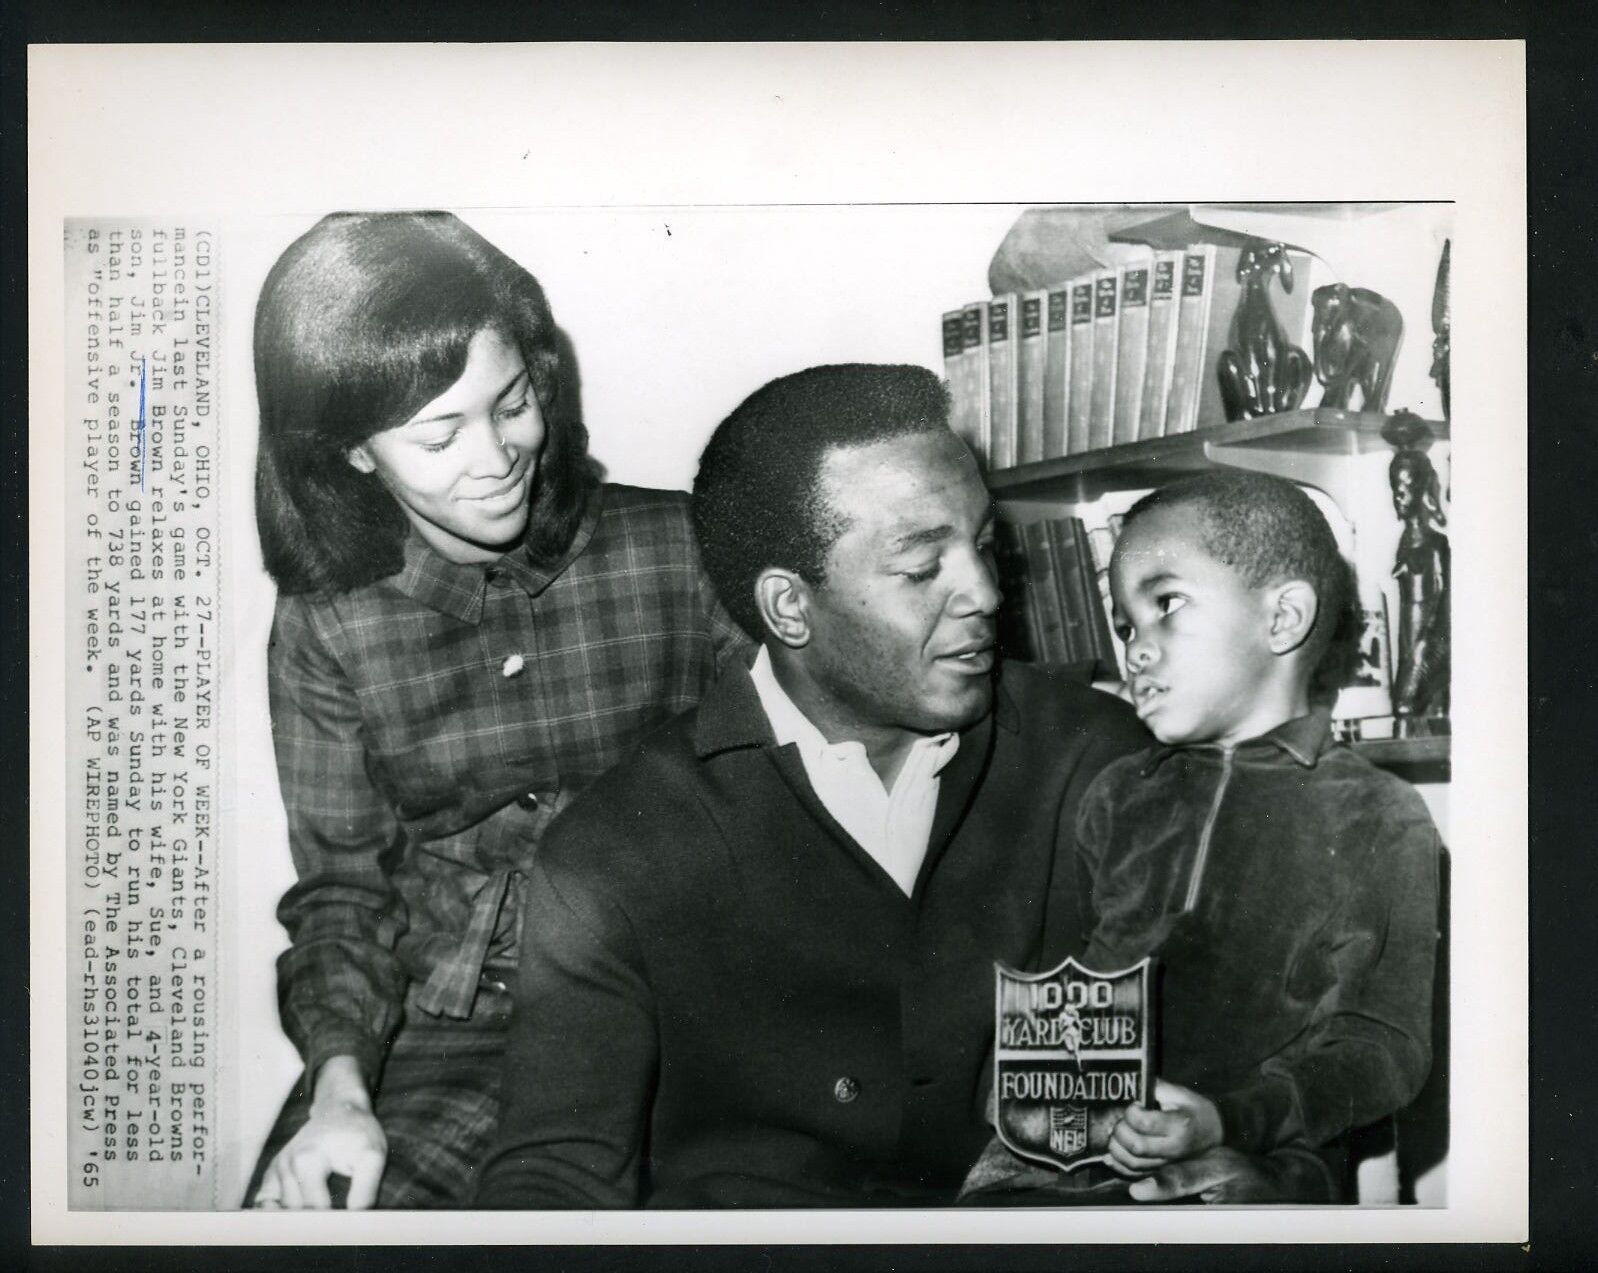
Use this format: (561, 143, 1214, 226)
(1430, 239, 1451, 419)
(1382, 413, 1449, 729)
(1311, 283, 1404, 413)
(1216, 243, 1312, 421)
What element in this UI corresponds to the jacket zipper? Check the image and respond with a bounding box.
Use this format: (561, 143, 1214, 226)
(1182, 748, 1235, 913)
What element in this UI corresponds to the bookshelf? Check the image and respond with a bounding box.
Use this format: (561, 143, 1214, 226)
(986, 407, 1453, 780)
(957, 204, 1454, 783)
(990, 408, 1449, 503)
(1350, 734, 1450, 780)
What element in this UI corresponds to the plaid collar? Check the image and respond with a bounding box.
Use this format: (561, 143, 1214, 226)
(390, 487, 604, 624)
(1140, 707, 1334, 776)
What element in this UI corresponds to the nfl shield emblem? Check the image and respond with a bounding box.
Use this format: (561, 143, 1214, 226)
(993, 955, 1154, 1171)
(1049, 1105, 1088, 1157)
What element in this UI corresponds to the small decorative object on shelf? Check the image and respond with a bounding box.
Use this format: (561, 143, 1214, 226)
(1430, 239, 1451, 419)
(1333, 597, 1395, 725)
(1382, 411, 1450, 735)
(1217, 243, 1312, 421)
(1311, 283, 1403, 412)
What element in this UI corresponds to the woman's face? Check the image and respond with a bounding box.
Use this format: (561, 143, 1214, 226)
(348, 327, 546, 564)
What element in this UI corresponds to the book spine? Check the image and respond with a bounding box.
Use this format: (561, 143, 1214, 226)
(1113, 260, 1151, 447)
(1021, 521, 1072, 662)
(1137, 250, 1183, 440)
(1070, 517, 1119, 675)
(1041, 287, 1071, 459)
(992, 519, 1036, 663)
(1016, 291, 1048, 466)
(1088, 269, 1119, 451)
(1165, 245, 1216, 436)
(1066, 278, 1095, 455)
(1046, 517, 1094, 667)
(1084, 522, 1128, 680)
(987, 294, 1019, 471)
(941, 310, 973, 450)
(963, 303, 990, 465)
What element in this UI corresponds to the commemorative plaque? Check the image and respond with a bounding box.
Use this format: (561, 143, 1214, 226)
(994, 956, 1155, 1171)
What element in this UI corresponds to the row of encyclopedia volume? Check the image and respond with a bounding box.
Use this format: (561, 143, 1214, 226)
(993, 515, 1125, 679)
(942, 244, 1331, 471)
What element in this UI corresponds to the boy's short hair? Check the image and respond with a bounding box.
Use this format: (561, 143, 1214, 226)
(692, 363, 952, 638)
(1123, 470, 1357, 692)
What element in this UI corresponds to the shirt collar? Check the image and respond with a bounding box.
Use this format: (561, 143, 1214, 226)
(389, 485, 603, 624)
(746, 646, 959, 775)
(694, 647, 1013, 758)
(1140, 707, 1335, 776)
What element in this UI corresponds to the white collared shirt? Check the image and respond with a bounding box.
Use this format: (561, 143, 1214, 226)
(748, 645, 960, 897)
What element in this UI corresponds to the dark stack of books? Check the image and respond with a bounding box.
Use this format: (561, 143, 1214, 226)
(993, 515, 1125, 680)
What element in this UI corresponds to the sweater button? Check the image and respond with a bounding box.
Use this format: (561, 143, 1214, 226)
(833, 1077, 859, 1104)
(515, 791, 541, 811)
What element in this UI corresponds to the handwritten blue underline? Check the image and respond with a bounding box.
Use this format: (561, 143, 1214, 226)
(136, 357, 146, 491)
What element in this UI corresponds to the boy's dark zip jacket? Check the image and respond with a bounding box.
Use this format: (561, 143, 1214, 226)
(1078, 709, 1441, 1153)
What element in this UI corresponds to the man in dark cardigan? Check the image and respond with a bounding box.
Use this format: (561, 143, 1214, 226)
(476, 364, 1149, 1208)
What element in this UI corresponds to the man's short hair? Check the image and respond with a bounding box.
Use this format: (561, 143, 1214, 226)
(692, 363, 953, 637)
(1123, 470, 1357, 689)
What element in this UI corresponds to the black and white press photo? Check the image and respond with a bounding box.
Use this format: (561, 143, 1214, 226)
(28, 41, 1526, 1247)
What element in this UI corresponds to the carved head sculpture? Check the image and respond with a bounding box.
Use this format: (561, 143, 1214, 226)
(1237, 242, 1295, 292)
(1382, 411, 1446, 533)
(1388, 448, 1446, 531)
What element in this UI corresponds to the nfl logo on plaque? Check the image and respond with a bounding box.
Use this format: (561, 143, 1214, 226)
(993, 956, 1155, 1170)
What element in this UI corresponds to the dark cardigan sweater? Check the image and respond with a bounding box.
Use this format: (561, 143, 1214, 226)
(476, 658, 1147, 1208)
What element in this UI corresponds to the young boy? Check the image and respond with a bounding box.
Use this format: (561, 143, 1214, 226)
(966, 470, 1441, 1204)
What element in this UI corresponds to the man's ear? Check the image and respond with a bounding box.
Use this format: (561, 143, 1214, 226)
(346, 443, 377, 475)
(1266, 580, 1318, 655)
(754, 567, 811, 650)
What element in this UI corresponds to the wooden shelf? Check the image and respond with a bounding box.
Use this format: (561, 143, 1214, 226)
(1350, 733, 1450, 775)
(988, 408, 1449, 504)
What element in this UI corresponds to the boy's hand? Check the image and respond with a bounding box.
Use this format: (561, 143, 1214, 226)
(1106, 1079, 1224, 1176)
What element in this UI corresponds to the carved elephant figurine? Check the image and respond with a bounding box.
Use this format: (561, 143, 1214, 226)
(1311, 283, 1404, 412)
(1216, 243, 1312, 421)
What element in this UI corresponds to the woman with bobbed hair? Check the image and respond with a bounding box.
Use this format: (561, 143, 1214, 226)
(247, 212, 746, 1209)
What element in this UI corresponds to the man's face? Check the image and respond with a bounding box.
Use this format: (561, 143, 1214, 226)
(800, 430, 1000, 747)
(1109, 503, 1279, 748)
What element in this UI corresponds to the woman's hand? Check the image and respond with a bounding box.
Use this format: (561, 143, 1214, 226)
(255, 1056, 387, 1210)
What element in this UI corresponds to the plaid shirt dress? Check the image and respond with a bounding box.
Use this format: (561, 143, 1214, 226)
(247, 485, 749, 1207)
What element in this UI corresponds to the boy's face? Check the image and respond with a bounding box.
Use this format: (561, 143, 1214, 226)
(1109, 503, 1282, 749)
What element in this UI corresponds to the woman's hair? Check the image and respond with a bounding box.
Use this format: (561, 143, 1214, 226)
(254, 211, 593, 595)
